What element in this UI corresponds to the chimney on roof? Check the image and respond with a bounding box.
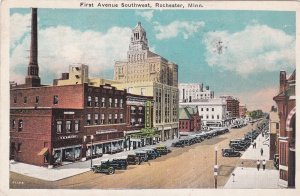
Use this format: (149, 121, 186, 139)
(25, 8, 41, 87)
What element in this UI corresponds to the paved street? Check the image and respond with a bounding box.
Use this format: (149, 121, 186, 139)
(10, 123, 255, 189)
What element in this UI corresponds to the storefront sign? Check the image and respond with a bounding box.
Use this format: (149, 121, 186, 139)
(96, 129, 118, 135)
(145, 101, 152, 128)
(64, 111, 75, 115)
(58, 135, 78, 140)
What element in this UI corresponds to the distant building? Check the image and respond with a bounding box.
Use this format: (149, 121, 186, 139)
(179, 107, 201, 132)
(220, 96, 240, 118)
(180, 98, 230, 128)
(113, 22, 179, 141)
(239, 104, 247, 118)
(273, 70, 296, 188)
(179, 83, 214, 103)
(269, 107, 280, 161)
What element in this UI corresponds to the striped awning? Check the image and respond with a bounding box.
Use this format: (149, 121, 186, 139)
(37, 147, 48, 156)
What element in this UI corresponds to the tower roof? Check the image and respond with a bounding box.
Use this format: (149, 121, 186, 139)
(133, 21, 146, 33)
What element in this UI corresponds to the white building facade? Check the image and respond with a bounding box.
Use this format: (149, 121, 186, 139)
(179, 83, 214, 103)
(180, 98, 231, 128)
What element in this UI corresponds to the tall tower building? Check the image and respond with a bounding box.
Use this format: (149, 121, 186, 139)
(114, 22, 179, 141)
(25, 8, 41, 87)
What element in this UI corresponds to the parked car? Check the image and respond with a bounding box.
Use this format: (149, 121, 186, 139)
(231, 143, 246, 151)
(155, 146, 172, 155)
(92, 164, 115, 175)
(141, 149, 158, 160)
(171, 140, 185, 147)
(101, 158, 128, 170)
(134, 151, 148, 162)
(274, 154, 279, 170)
(229, 139, 244, 147)
(127, 154, 141, 165)
(222, 148, 241, 157)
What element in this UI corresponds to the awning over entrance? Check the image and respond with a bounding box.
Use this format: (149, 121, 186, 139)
(37, 147, 48, 156)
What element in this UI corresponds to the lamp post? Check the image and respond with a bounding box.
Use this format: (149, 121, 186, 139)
(214, 146, 218, 189)
(90, 135, 94, 168)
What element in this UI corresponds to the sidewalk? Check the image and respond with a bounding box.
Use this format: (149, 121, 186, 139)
(10, 139, 176, 181)
(224, 132, 280, 188)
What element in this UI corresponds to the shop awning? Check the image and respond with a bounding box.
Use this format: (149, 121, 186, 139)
(37, 147, 48, 156)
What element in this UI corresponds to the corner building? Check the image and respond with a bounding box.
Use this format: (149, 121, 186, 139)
(114, 22, 179, 141)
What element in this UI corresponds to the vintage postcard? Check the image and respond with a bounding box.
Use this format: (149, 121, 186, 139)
(0, 0, 299, 195)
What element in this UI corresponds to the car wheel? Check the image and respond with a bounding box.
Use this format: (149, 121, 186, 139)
(224, 153, 229, 157)
(108, 167, 114, 175)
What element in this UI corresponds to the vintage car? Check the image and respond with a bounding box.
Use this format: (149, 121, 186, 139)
(134, 151, 149, 162)
(141, 149, 159, 160)
(92, 164, 115, 175)
(171, 140, 185, 147)
(127, 154, 141, 165)
(230, 143, 247, 151)
(101, 158, 128, 170)
(222, 148, 241, 157)
(155, 146, 172, 155)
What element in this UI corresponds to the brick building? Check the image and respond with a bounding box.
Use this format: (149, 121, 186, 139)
(273, 70, 296, 188)
(220, 96, 240, 118)
(9, 8, 153, 167)
(179, 107, 201, 132)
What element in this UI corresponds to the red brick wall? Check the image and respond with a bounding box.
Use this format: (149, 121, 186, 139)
(179, 119, 191, 132)
(10, 84, 85, 109)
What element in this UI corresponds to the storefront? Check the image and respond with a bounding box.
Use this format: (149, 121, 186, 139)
(52, 145, 82, 166)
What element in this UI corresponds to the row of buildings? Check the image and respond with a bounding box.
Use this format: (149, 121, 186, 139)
(10, 9, 179, 167)
(269, 70, 296, 188)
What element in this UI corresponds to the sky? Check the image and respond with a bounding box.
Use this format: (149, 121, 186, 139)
(10, 8, 296, 112)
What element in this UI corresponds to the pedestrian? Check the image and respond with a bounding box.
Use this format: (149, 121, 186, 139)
(254, 141, 256, 149)
(262, 159, 266, 170)
(252, 142, 255, 149)
(256, 160, 260, 171)
(260, 148, 263, 156)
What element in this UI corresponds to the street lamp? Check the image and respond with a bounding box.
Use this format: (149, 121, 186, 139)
(90, 135, 94, 168)
(214, 146, 218, 189)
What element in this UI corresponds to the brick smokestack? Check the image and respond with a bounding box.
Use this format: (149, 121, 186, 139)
(25, 8, 41, 87)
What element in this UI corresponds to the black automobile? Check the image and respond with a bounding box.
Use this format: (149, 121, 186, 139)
(274, 154, 279, 170)
(127, 154, 141, 165)
(171, 140, 185, 147)
(222, 148, 241, 157)
(101, 158, 128, 170)
(92, 164, 115, 175)
(142, 149, 159, 160)
(231, 143, 246, 151)
(135, 151, 149, 162)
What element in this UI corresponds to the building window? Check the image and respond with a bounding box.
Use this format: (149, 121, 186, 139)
(53, 95, 58, 104)
(108, 114, 112, 124)
(95, 97, 99, 107)
(56, 121, 62, 133)
(120, 114, 123, 123)
(66, 120, 71, 133)
(120, 99, 123, 108)
(212, 108, 214, 111)
(138, 118, 142, 124)
(141, 88, 146, 96)
(101, 114, 105, 124)
(12, 119, 16, 129)
(206, 115, 209, 119)
(24, 97, 27, 104)
(114, 114, 118, 124)
(109, 98, 112, 107)
(276, 123, 279, 129)
(14, 97, 17, 103)
(131, 118, 135, 125)
(74, 120, 79, 133)
(131, 106, 136, 114)
(95, 114, 99, 124)
(212, 115, 214, 119)
(206, 108, 209, 112)
(17, 143, 22, 152)
(114, 98, 118, 107)
(200, 115, 203, 119)
(101, 97, 105, 107)
(138, 107, 143, 114)
(35, 96, 39, 104)
(87, 96, 92, 107)
(201, 108, 203, 111)
(217, 115, 219, 119)
(128, 87, 133, 93)
(18, 120, 23, 131)
(87, 114, 91, 125)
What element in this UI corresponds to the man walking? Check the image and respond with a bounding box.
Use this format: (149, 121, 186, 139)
(260, 148, 264, 156)
(256, 160, 260, 171)
(254, 141, 256, 149)
(262, 159, 266, 171)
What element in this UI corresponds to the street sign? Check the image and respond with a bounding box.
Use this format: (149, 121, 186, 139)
(145, 101, 152, 128)
(214, 165, 218, 176)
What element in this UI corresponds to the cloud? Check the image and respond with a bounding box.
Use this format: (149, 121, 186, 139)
(230, 87, 278, 112)
(203, 24, 295, 75)
(10, 14, 132, 84)
(154, 20, 205, 40)
(135, 10, 154, 22)
(10, 13, 31, 49)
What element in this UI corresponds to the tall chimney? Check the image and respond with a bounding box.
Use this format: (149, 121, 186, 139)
(25, 8, 41, 87)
